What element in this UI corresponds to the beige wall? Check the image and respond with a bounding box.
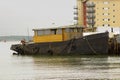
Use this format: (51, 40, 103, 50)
(77, 0, 84, 26)
(77, 0, 120, 27)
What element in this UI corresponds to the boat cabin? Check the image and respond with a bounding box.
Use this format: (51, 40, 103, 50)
(33, 25, 83, 43)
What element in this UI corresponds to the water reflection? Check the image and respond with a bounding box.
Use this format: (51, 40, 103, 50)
(31, 55, 111, 80)
(0, 42, 120, 80)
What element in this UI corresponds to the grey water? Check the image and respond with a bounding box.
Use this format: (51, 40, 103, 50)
(0, 42, 120, 80)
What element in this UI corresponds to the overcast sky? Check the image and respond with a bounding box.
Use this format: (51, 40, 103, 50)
(0, 0, 76, 36)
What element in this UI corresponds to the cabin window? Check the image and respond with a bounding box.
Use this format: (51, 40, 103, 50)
(77, 28, 81, 32)
(37, 30, 51, 36)
(70, 28, 75, 32)
(70, 28, 80, 32)
(65, 28, 82, 33)
(74, 28, 78, 32)
(37, 30, 44, 36)
(65, 28, 70, 32)
(51, 29, 57, 34)
(44, 30, 51, 35)
(66, 28, 81, 33)
(57, 29, 62, 34)
(51, 29, 62, 34)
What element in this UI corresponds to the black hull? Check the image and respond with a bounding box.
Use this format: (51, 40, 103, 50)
(10, 32, 109, 55)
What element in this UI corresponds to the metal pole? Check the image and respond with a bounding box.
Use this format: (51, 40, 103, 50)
(27, 27, 30, 42)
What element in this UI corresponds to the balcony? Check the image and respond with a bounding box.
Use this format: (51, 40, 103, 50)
(74, 11, 78, 15)
(86, 8, 95, 13)
(86, 2, 95, 7)
(86, 20, 95, 25)
(74, 7, 78, 9)
(86, 14, 95, 19)
(74, 17, 78, 20)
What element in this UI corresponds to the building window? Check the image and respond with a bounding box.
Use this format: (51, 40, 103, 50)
(113, 10, 115, 12)
(103, 7, 109, 10)
(103, 24, 110, 27)
(103, 1, 109, 4)
(113, 21, 115, 23)
(103, 13, 110, 15)
(103, 13, 109, 16)
(103, 18, 110, 21)
(113, 4, 115, 6)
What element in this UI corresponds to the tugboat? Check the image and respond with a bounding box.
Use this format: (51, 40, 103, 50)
(10, 25, 109, 55)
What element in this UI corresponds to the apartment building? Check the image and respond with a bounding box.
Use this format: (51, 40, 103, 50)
(74, 0, 120, 34)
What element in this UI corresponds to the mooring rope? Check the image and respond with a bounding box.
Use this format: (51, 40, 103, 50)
(85, 37, 97, 54)
(67, 38, 75, 53)
(61, 38, 75, 53)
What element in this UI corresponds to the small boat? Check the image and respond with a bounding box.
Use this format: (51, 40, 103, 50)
(10, 25, 109, 55)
